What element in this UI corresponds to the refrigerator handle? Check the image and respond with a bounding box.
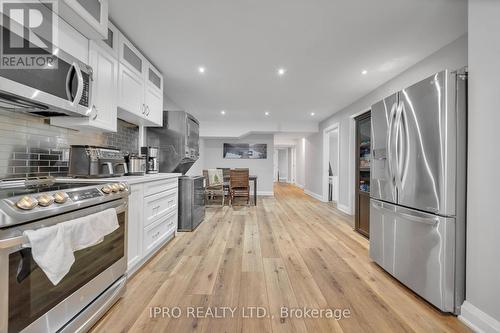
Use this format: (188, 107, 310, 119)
(398, 212, 438, 226)
(387, 102, 398, 187)
(399, 101, 410, 185)
(394, 101, 404, 188)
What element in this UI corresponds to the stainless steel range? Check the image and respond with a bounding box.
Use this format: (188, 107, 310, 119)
(0, 177, 129, 333)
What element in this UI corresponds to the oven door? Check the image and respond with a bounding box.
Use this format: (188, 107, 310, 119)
(0, 199, 127, 333)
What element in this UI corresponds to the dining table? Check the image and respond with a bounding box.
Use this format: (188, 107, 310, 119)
(223, 175, 258, 206)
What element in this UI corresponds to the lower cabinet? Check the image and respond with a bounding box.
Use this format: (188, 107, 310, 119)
(126, 178, 178, 275)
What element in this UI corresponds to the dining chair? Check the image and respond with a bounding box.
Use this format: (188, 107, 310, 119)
(218, 168, 231, 199)
(229, 168, 250, 206)
(204, 169, 224, 206)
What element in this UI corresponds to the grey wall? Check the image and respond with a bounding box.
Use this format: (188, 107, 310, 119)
(202, 134, 274, 194)
(304, 34, 468, 214)
(295, 138, 306, 188)
(461, 0, 500, 330)
(0, 109, 139, 179)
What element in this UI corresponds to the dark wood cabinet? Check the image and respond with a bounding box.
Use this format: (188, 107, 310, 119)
(355, 111, 371, 238)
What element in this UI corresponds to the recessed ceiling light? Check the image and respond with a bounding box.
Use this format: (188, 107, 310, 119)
(310, 112, 315, 116)
(277, 68, 286, 76)
(220, 110, 226, 115)
(198, 66, 206, 73)
(361, 69, 368, 75)
(265, 111, 270, 116)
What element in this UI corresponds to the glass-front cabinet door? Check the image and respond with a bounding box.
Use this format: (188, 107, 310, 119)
(61, 0, 109, 39)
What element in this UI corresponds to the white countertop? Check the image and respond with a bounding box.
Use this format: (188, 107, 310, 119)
(57, 173, 182, 185)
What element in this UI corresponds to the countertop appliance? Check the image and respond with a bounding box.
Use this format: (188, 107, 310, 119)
(0, 177, 128, 333)
(178, 176, 205, 231)
(0, 19, 93, 118)
(69, 145, 128, 178)
(125, 153, 146, 176)
(141, 146, 159, 174)
(369, 69, 467, 314)
(146, 111, 200, 174)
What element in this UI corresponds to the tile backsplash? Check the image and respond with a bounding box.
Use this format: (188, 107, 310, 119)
(0, 109, 139, 179)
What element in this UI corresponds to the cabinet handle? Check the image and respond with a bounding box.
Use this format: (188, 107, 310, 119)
(141, 104, 146, 114)
(146, 105, 150, 116)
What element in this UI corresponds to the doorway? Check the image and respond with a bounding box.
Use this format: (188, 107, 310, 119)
(322, 123, 340, 205)
(274, 146, 296, 184)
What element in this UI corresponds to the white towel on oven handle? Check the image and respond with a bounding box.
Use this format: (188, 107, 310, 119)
(22, 208, 119, 285)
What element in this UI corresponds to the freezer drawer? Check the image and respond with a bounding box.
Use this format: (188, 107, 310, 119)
(369, 200, 456, 312)
(369, 200, 396, 274)
(393, 206, 455, 312)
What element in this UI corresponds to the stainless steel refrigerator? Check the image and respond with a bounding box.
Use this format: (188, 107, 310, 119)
(369, 69, 467, 314)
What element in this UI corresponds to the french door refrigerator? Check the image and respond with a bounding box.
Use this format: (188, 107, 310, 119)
(369, 69, 467, 314)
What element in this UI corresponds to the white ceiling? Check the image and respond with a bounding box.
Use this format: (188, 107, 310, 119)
(109, 0, 467, 129)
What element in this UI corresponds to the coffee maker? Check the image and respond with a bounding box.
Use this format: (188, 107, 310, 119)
(141, 146, 159, 174)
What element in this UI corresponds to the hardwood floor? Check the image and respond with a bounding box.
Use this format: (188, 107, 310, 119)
(91, 183, 470, 333)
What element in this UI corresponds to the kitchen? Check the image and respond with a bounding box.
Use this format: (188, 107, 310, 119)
(0, 0, 499, 333)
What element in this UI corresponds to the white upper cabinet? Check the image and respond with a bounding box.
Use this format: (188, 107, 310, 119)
(117, 34, 163, 127)
(144, 62, 164, 125)
(56, 16, 89, 64)
(96, 21, 119, 58)
(58, 0, 109, 39)
(51, 40, 118, 132)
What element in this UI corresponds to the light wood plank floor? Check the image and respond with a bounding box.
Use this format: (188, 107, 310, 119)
(91, 183, 470, 333)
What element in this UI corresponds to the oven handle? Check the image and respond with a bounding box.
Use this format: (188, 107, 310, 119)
(0, 204, 127, 250)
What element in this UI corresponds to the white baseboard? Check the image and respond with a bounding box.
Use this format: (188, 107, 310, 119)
(304, 189, 325, 202)
(257, 191, 274, 196)
(460, 301, 500, 333)
(337, 203, 352, 215)
(295, 183, 304, 189)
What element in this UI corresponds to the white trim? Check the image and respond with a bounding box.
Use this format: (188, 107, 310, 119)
(460, 301, 500, 333)
(322, 123, 340, 203)
(257, 191, 274, 196)
(295, 183, 304, 189)
(337, 203, 351, 215)
(304, 189, 326, 202)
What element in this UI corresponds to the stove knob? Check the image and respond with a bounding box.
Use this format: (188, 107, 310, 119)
(16, 196, 38, 210)
(101, 185, 112, 194)
(110, 184, 119, 192)
(54, 192, 69, 204)
(37, 194, 55, 207)
(118, 183, 126, 191)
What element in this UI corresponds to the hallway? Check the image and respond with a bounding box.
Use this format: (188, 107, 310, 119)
(91, 183, 470, 333)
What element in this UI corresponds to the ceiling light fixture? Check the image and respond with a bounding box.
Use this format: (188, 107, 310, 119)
(277, 68, 286, 76)
(310, 112, 315, 116)
(198, 66, 206, 74)
(220, 110, 226, 115)
(361, 69, 368, 75)
(265, 111, 270, 116)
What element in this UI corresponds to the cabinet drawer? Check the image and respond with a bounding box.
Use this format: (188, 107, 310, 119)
(143, 211, 177, 254)
(144, 178, 178, 197)
(144, 188, 177, 227)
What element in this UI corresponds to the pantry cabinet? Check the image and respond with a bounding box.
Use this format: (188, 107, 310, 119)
(51, 40, 118, 132)
(117, 34, 163, 127)
(59, 0, 109, 39)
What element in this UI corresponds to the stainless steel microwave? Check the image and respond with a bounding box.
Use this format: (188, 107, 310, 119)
(0, 28, 93, 118)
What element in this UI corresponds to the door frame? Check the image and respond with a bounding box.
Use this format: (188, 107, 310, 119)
(322, 123, 340, 202)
